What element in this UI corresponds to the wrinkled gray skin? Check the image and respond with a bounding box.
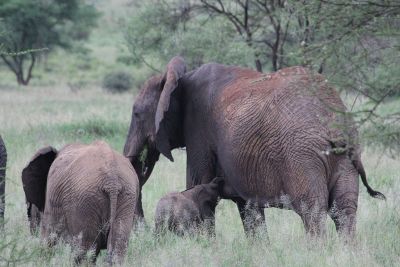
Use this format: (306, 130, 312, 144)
(155, 177, 223, 236)
(22, 141, 139, 264)
(124, 56, 385, 239)
(0, 135, 6, 223)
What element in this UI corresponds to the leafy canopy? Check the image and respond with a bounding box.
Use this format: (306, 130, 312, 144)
(0, 0, 98, 85)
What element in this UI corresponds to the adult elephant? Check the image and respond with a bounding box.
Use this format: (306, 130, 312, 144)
(22, 141, 139, 263)
(0, 135, 6, 223)
(124, 57, 385, 238)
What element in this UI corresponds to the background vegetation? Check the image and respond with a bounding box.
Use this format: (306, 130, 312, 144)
(0, 0, 399, 266)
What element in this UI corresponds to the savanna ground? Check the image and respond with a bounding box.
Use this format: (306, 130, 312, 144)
(0, 84, 399, 266)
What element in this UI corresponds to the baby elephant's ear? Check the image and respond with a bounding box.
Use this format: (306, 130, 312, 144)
(22, 146, 57, 212)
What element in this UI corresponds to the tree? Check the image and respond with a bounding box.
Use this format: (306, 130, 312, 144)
(0, 0, 98, 85)
(125, 0, 255, 71)
(199, 0, 294, 72)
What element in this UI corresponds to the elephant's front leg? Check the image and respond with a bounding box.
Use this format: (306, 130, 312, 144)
(186, 147, 217, 235)
(235, 198, 266, 237)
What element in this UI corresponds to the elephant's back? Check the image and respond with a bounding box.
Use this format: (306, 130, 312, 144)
(218, 66, 346, 129)
(51, 141, 137, 182)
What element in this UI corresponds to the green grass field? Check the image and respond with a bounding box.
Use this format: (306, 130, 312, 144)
(0, 84, 398, 266)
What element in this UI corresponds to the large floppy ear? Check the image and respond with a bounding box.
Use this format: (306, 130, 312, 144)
(155, 56, 187, 161)
(21, 146, 57, 212)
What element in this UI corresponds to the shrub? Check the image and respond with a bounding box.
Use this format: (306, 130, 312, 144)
(102, 71, 133, 93)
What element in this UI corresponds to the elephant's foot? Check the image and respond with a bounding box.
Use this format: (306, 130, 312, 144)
(301, 210, 327, 239)
(297, 200, 328, 239)
(329, 203, 357, 243)
(236, 199, 267, 238)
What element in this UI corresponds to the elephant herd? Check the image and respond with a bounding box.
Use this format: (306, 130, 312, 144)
(0, 56, 385, 264)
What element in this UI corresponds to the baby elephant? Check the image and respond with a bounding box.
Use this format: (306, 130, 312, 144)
(155, 177, 224, 236)
(22, 141, 139, 264)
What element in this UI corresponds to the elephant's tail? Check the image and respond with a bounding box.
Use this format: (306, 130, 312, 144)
(352, 158, 386, 200)
(106, 189, 120, 261)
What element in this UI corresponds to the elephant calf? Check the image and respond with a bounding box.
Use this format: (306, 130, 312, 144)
(22, 141, 139, 264)
(155, 177, 224, 236)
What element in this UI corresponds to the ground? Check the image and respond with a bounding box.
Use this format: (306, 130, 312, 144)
(0, 85, 398, 266)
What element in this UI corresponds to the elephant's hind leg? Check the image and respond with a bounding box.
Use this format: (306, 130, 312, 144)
(72, 227, 102, 264)
(235, 198, 266, 237)
(297, 198, 328, 238)
(106, 198, 135, 265)
(286, 170, 329, 238)
(328, 159, 359, 241)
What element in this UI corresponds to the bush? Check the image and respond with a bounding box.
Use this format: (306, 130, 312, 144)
(102, 71, 133, 93)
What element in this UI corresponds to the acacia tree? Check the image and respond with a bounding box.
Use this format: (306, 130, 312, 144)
(199, 0, 295, 72)
(125, 0, 255, 71)
(0, 0, 98, 85)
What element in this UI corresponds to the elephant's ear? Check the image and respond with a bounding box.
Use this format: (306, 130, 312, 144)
(21, 146, 57, 212)
(155, 56, 187, 161)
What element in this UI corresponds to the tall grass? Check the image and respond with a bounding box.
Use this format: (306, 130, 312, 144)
(0, 85, 398, 266)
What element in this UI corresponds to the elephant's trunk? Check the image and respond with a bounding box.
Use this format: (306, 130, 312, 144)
(123, 132, 143, 160)
(126, 146, 159, 221)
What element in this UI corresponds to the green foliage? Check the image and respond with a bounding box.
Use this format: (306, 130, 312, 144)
(124, 1, 254, 70)
(0, 0, 98, 51)
(102, 70, 133, 93)
(0, 0, 98, 85)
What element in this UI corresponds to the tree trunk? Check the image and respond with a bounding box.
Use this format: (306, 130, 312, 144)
(255, 59, 263, 72)
(1, 54, 35, 86)
(272, 50, 278, 71)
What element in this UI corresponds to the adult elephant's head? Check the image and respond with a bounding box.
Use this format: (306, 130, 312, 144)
(123, 57, 187, 190)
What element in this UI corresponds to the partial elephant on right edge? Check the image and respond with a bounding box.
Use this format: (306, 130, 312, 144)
(124, 56, 385, 240)
(0, 134, 6, 224)
(22, 141, 139, 264)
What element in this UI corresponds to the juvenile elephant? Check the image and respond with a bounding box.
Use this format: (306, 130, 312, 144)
(155, 177, 223, 236)
(22, 141, 139, 263)
(0, 135, 6, 223)
(124, 56, 385, 239)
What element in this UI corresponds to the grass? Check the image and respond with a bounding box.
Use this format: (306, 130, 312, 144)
(0, 85, 399, 266)
(0, 1, 399, 265)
